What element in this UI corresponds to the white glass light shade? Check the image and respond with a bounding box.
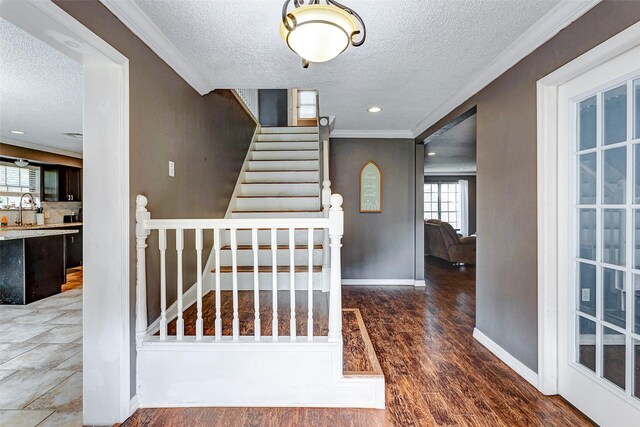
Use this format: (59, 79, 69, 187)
(280, 5, 359, 63)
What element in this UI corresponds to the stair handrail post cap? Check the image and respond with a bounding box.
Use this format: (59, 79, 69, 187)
(136, 194, 148, 211)
(330, 194, 343, 211)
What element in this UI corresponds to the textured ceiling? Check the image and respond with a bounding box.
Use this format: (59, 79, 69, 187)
(0, 18, 83, 153)
(424, 114, 476, 174)
(133, 0, 563, 133)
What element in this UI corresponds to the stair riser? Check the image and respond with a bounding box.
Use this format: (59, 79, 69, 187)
(251, 151, 318, 161)
(214, 272, 324, 290)
(254, 141, 318, 151)
(240, 183, 319, 197)
(231, 211, 325, 219)
(236, 197, 320, 211)
(226, 229, 324, 245)
(260, 127, 318, 134)
(257, 134, 318, 142)
(245, 171, 319, 183)
(220, 249, 323, 266)
(248, 160, 318, 171)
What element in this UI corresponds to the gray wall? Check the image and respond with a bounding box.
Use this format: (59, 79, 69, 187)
(259, 89, 288, 127)
(330, 138, 417, 280)
(424, 175, 477, 235)
(54, 0, 257, 395)
(418, 0, 640, 371)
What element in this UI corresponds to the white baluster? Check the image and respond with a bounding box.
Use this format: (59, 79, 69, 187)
(307, 227, 314, 341)
(195, 228, 204, 340)
(289, 227, 296, 341)
(135, 195, 150, 347)
(231, 228, 240, 340)
(159, 228, 167, 340)
(176, 228, 184, 340)
(252, 228, 261, 340)
(214, 228, 222, 340)
(321, 180, 331, 292)
(271, 228, 278, 340)
(328, 194, 344, 343)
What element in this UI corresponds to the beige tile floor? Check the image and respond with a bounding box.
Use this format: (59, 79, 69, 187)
(0, 285, 82, 427)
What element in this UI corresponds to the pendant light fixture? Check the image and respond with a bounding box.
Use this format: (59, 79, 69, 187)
(14, 159, 29, 167)
(280, 0, 366, 68)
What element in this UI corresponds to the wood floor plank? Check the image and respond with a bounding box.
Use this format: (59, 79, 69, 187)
(123, 256, 594, 426)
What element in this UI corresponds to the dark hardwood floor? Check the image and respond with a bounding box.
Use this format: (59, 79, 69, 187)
(122, 256, 593, 426)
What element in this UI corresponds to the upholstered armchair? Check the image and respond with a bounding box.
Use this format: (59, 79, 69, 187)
(424, 219, 476, 265)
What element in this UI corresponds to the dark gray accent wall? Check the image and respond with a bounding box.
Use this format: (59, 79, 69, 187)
(330, 138, 417, 280)
(259, 89, 288, 127)
(417, 0, 640, 371)
(424, 175, 477, 235)
(54, 0, 257, 396)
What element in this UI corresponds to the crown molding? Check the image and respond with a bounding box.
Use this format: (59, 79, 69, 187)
(99, 0, 212, 96)
(1, 137, 83, 159)
(411, 0, 601, 138)
(330, 129, 414, 139)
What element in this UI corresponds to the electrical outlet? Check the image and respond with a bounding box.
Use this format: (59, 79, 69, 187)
(169, 161, 175, 177)
(44, 211, 51, 219)
(581, 288, 590, 302)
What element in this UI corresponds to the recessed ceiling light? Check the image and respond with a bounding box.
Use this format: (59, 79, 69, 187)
(368, 107, 382, 113)
(62, 132, 83, 139)
(10, 130, 25, 135)
(427, 152, 436, 156)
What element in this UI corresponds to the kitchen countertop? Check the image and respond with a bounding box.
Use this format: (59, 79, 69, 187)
(1, 222, 83, 230)
(0, 229, 79, 241)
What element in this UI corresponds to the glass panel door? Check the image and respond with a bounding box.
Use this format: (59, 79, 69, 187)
(573, 76, 640, 403)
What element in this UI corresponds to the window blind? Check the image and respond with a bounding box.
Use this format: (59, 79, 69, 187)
(0, 161, 40, 196)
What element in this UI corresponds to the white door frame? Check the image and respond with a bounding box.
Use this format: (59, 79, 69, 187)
(536, 21, 640, 396)
(0, 0, 131, 424)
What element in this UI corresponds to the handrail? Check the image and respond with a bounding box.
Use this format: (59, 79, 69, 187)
(135, 193, 344, 345)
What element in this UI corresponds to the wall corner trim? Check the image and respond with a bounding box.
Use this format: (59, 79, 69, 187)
(473, 328, 539, 389)
(330, 129, 414, 139)
(99, 0, 211, 96)
(411, 0, 601, 138)
(129, 394, 139, 417)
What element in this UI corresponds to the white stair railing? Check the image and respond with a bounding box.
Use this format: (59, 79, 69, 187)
(135, 193, 344, 344)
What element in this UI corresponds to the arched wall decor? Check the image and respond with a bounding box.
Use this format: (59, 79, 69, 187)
(360, 160, 382, 213)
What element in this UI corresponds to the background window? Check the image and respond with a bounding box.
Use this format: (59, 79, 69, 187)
(424, 182, 460, 230)
(0, 161, 41, 208)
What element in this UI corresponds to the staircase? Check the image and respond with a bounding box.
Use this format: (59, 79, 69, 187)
(221, 126, 326, 290)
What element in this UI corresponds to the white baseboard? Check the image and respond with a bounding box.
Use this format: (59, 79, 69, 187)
(129, 394, 139, 417)
(473, 328, 539, 389)
(342, 279, 416, 286)
(413, 280, 426, 287)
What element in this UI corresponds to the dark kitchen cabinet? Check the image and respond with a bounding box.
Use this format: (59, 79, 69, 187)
(42, 166, 82, 202)
(65, 227, 83, 268)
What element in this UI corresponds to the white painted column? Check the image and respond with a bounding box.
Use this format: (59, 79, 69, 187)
(327, 194, 343, 343)
(135, 195, 150, 347)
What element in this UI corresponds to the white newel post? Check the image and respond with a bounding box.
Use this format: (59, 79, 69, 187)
(135, 195, 150, 347)
(327, 194, 343, 343)
(321, 180, 331, 292)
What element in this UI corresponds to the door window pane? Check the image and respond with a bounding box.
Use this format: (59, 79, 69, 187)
(603, 147, 626, 204)
(579, 153, 597, 204)
(636, 210, 640, 270)
(578, 316, 596, 372)
(635, 145, 640, 204)
(604, 85, 627, 146)
(579, 209, 596, 260)
(578, 95, 597, 150)
(603, 268, 626, 329)
(634, 339, 640, 400)
(603, 209, 626, 266)
(602, 326, 626, 390)
(578, 263, 596, 316)
(634, 275, 640, 335)
(634, 79, 640, 139)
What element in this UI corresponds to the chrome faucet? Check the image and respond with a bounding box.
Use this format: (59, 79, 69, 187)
(16, 193, 34, 226)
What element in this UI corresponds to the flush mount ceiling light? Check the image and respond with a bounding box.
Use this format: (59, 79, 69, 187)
(14, 159, 29, 167)
(62, 132, 83, 139)
(10, 130, 25, 135)
(280, 0, 366, 68)
(427, 152, 436, 156)
(368, 106, 382, 113)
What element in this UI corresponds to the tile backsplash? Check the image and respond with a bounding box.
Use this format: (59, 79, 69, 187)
(1, 202, 82, 226)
